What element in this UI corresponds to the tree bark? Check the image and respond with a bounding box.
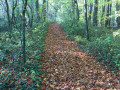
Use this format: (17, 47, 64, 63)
(116, 1, 120, 27)
(105, 0, 110, 27)
(11, 0, 17, 26)
(101, 4, 105, 26)
(74, 0, 79, 21)
(93, 0, 98, 26)
(36, 0, 40, 22)
(43, 0, 46, 22)
(22, 0, 27, 65)
(72, 0, 75, 24)
(5, 0, 10, 26)
(88, 3, 93, 22)
(28, 4, 33, 28)
(84, 0, 89, 40)
(109, 3, 112, 26)
(5, 0, 13, 38)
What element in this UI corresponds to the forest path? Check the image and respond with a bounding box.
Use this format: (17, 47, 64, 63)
(40, 23, 120, 89)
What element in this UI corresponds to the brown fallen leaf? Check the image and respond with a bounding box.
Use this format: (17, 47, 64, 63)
(91, 88, 98, 90)
(40, 23, 120, 89)
(50, 84, 54, 88)
(95, 81, 105, 87)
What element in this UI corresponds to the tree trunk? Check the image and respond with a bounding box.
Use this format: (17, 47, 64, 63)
(43, 0, 46, 22)
(74, 0, 79, 21)
(28, 4, 33, 28)
(116, 1, 120, 27)
(109, 3, 112, 26)
(101, 4, 105, 26)
(5, 0, 13, 38)
(72, 0, 75, 24)
(93, 0, 98, 26)
(36, 0, 40, 22)
(84, 0, 89, 40)
(105, 0, 110, 27)
(22, 0, 27, 65)
(88, 3, 93, 22)
(11, 0, 17, 26)
(5, 0, 10, 26)
(46, 0, 49, 19)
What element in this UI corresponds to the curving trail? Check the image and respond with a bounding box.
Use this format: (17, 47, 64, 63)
(40, 23, 120, 89)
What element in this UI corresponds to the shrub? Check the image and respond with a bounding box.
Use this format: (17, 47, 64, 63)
(85, 38, 120, 70)
(61, 20, 120, 72)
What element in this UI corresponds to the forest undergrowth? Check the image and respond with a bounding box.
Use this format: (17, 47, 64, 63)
(1, 0, 120, 89)
(61, 20, 120, 73)
(0, 23, 48, 89)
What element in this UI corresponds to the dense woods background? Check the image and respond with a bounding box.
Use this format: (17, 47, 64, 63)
(0, 0, 120, 89)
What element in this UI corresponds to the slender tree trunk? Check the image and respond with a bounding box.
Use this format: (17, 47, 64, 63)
(72, 0, 75, 24)
(109, 3, 112, 26)
(26, 11, 30, 26)
(36, 0, 40, 22)
(5, 0, 10, 26)
(11, 0, 17, 26)
(28, 4, 33, 28)
(116, 1, 120, 27)
(5, 0, 12, 38)
(105, 0, 110, 27)
(43, 0, 46, 22)
(74, 0, 79, 21)
(5, 0, 17, 38)
(26, 11, 33, 28)
(101, 4, 105, 26)
(22, 0, 27, 65)
(84, 0, 89, 40)
(93, 0, 98, 26)
(88, 3, 93, 22)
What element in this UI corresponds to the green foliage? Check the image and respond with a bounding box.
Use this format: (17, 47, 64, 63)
(0, 30, 22, 66)
(61, 18, 120, 71)
(31, 70, 36, 81)
(61, 20, 85, 39)
(113, 29, 120, 43)
(85, 38, 120, 70)
(74, 35, 87, 43)
(0, 18, 8, 32)
(26, 23, 48, 60)
(0, 22, 49, 89)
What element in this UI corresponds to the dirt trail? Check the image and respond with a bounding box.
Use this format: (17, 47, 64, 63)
(40, 23, 120, 89)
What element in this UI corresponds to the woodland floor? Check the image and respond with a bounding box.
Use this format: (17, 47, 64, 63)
(40, 23, 120, 89)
